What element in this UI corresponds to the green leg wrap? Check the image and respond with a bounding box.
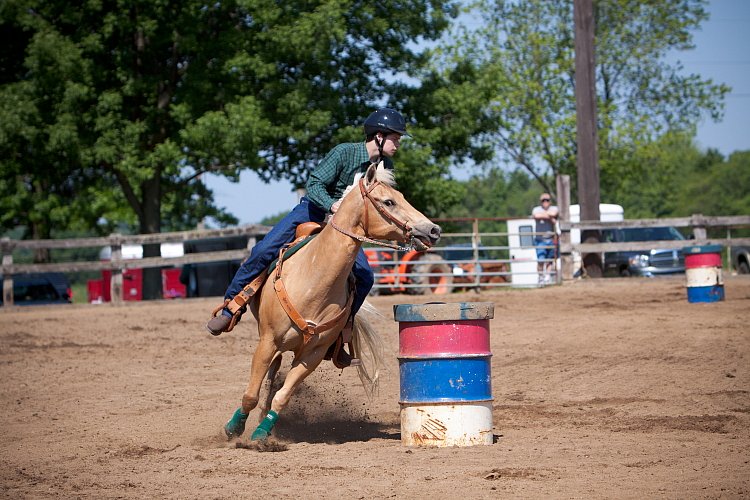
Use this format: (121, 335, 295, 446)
(250, 410, 279, 441)
(224, 408, 248, 438)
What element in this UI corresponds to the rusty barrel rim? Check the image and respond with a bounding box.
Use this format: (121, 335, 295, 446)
(393, 302, 494, 323)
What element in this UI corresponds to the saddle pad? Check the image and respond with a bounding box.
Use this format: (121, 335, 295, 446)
(266, 234, 318, 275)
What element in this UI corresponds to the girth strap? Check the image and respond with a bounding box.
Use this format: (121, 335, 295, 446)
(273, 247, 355, 346)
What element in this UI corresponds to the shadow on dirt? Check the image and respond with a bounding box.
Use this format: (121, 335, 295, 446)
(251, 361, 401, 444)
(274, 417, 399, 444)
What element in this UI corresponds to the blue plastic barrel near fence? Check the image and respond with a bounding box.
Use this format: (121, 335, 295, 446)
(683, 244, 724, 303)
(394, 302, 494, 447)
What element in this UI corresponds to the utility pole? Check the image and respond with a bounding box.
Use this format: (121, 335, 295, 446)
(574, 0, 602, 277)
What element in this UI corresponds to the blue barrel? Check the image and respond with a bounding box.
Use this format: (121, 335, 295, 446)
(684, 244, 724, 303)
(394, 302, 494, 447)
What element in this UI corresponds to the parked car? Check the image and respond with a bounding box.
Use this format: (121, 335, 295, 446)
(602, 226, 686, 277)
(731, 246, 750, 274)
(0, 273, 73, 306)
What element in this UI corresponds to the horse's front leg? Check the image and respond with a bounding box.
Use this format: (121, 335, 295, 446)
(224, 335, 279, 439)
(249, 343, 329, 441)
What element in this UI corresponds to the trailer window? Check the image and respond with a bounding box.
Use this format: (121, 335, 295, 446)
(519, 225, 534, 247)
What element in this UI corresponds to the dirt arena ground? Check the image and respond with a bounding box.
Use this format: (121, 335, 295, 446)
(1, 276, 748, 498)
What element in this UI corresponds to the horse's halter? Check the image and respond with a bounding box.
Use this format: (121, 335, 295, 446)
(330, 178, 416, 251)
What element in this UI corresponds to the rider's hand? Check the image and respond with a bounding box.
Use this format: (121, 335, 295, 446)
(331, 200, 341, 213)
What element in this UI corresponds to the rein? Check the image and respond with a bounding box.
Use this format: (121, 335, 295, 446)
(329, 178, 415, 251)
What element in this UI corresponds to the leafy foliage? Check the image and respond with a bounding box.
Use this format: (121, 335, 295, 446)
(0, 0, 741, 259)
(422, 0, 729, 198)
(1, 0, 460, 242)
(673, 150, 750, 218)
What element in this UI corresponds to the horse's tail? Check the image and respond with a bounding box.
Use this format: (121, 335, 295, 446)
(350, 301, 386, 399)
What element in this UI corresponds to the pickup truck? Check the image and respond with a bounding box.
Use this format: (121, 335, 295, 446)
(602, 226, 686, 277)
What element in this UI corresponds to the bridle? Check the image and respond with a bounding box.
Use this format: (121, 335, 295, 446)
(329, 178, 417, 251)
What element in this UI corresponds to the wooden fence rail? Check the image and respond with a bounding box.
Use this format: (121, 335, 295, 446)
(558, 214, 750, 279)
(2, 213, 749, 306)
(1, 224, 271, 306)
(559, 214, 750, 254)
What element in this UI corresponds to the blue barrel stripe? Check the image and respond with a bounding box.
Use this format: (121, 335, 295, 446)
(398, 356, 492, 403)
(687, 285, 725, 303)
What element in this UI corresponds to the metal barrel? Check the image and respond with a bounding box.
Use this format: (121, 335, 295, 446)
(683, 244, 725, 303)
(394, 302, 494, 447)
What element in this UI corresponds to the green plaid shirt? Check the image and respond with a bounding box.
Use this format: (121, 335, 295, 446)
(305, 142, 393, 212)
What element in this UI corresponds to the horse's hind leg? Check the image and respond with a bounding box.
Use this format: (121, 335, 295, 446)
(224, 336, 279, 439)
(249, 347, 327, 441)
(258, 352, 283, 422)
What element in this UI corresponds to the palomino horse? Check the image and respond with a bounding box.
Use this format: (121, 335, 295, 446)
(224, 162, 441, 441)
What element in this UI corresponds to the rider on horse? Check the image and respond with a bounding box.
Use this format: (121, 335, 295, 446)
(206, 108, 409, 366)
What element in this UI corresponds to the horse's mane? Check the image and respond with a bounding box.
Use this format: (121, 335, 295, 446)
(374, 161, 396, 187)
(338, 161, 396, 202)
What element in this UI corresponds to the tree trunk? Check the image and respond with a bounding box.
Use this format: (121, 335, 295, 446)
(140, 176, 162, 300)
(31, 181, 52, 263)
(30, 221, 51, 264)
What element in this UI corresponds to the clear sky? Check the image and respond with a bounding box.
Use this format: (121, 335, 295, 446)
(208, 0, 750, 225)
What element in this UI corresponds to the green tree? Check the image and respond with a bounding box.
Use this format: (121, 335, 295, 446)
(441, 168, 539, 219)
(1, 0, 459, 297)
(419, 0, 729, 197)
(599, 130, 707, 218)
(673, 150, 750, 218)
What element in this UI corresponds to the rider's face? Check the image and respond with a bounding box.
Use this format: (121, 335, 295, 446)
(380, 133, 402, 157)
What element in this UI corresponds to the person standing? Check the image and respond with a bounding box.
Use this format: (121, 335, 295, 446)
(206, 108, 409, 365)
(532, 193, 559, 285)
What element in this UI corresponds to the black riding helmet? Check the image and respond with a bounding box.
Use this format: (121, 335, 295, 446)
(363, 108, 410, 138)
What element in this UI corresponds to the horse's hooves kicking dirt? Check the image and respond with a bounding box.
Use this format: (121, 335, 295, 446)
(235, 438, 288, 452)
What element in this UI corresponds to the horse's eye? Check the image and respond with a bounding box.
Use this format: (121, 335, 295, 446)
(383, 199, 395, 207)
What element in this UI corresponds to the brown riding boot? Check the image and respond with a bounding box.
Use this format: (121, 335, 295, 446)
(325, 336, 360, 369)
(333, 343, 355, 369)
(206, 314, 232, 336)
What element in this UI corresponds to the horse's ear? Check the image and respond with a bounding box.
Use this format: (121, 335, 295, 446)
(364, 162, 378, 185)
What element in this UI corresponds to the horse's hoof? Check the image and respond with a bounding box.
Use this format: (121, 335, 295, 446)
(250, 428, 270, 441)
(224, 408, 248, 439)
(224, 425, 241, 439)
(250, 409, 278, 440)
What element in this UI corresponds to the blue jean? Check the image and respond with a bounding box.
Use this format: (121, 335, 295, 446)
(223, 196, 373, 319)
(535, 238, 556, 261)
